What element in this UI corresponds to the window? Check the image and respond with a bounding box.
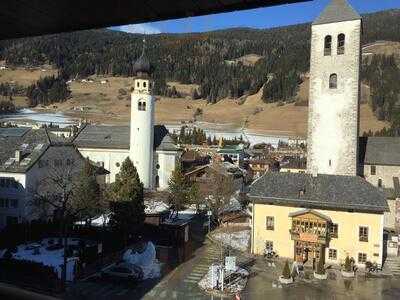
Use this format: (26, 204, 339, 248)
(358, 253, 367, 264)
(324, 35, 332, 56)
(370, 165, 376, 175)
(328, 249, 337, 260)
(265, 241, 273, 251)
(330, 223, 338, 238)
(266, 216, 274, 230)
(10, 199, 18, 208)
(137, 81, 140, 87)
(359, 226, 368, 242)
(155, 175, 160, 188)
(143, 81, 147, 88)
(329, 159, 332, 167)
(138, 101, 146, 111)
(378, 179, 382, 188)
(337, 34, 345, 55)
(66, 159, 72, 166)
(329, 74, 337, 89)
(54, 159, 62, 167)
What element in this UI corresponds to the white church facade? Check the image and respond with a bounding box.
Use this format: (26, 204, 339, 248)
(73, 47, 181, 190)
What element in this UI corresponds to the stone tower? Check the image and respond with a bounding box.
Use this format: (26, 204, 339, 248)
(307, 0, 361, 176)
(130, 42, 154, 189)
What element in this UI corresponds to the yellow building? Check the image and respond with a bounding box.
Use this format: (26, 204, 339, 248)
(250, 172, 388, 268)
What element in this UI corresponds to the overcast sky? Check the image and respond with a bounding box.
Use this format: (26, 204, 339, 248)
(111, 0, 400, 34)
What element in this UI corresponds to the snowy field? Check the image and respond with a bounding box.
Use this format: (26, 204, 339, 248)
(213, 229, 250, 252)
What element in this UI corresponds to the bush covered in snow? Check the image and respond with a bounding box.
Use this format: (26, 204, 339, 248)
(122, 241, 161, 279)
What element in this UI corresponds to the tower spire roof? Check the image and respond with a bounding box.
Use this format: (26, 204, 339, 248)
(313, 0, 361, 26)
(133, 38, 151, 75)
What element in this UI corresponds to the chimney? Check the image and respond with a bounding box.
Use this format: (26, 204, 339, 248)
(15, 150, 21, 163)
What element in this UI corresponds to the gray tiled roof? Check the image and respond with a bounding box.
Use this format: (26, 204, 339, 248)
(313, 0, 361, 25)
(0, 127, 50, 173)
(359, 137, 400, 166)
(249, 172, 388, 213)
(73, 124, 179, 151)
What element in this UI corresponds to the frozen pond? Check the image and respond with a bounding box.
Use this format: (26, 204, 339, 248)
(0, 108, 76, 127)
(165, 123, 289, 147)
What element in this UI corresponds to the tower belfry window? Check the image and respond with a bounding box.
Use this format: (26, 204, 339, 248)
(337, 34, 345, 55)
(329, 74, 337, 89)
(324, 35, 332, 56)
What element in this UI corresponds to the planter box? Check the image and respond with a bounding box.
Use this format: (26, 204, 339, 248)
(314, 272, 328, 280)
(341, 271, 355, 278)
(279, 276, 293, 284)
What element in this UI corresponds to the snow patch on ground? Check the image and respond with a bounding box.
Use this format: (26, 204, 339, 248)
(213, 230, 250, 252)
(2, 239, 79, 281)
(122, 242, 161, 280)
(144, 200, 169, 214)
(198, 264, 249, 294)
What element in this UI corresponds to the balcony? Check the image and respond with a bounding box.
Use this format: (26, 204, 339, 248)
(290, 229, 328, 244)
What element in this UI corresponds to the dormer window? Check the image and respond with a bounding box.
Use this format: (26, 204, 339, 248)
(337, 34, 345, 55)
(324, 35, 332, 56)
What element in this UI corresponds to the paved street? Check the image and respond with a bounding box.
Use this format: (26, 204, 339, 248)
(142, 241, 223, 300)
(66, 236, 400, 300)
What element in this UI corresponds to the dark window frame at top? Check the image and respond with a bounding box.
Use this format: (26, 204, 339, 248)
(359, 226, 368, 242)
(370, 165, 376, 175)
(329, 223, 338, 238)
(324, 35, 332, 56)
(266, 216, 274, 230)
(329, 74, 338, 89)
(337, 33, 345, 55)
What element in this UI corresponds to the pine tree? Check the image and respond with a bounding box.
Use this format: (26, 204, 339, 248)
(168, 163, 189, 218)
(108, 157, 145, 245)
(282, 260, 291, 279)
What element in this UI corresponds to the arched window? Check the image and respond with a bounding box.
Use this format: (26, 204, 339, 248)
(337, 34, 345, 55)
(378, 179, 382, 188)
(324, 35, 332, 56)
(329, 74, 337, 89)
(143, 81, 147, 88)
(138, 101, 146, 111)
(155, 175, 160, 188)
(138, 101, 142, 110)
(137, 81, 140, 87)
(143, 102, 146, 111)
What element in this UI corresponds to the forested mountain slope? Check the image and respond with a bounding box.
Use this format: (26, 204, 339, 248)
(0, 9, 399, 134)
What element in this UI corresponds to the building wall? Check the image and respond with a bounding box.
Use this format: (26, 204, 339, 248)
(307, 19, 361, 176)
(0, 146, 85, 228)
(78, 148, 129, 183)
(363, 164, 400, 189)
(155, 150, 179, 190)
(252, 203, 384, 266)
(0, 172, 26, 228)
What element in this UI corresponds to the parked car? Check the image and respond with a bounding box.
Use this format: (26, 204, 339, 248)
(101, 262, 143, 281)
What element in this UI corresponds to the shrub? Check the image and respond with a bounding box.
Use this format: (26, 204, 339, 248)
(316, 259, 325, 275)
(344, 256, 352, 272)
(282, 260, 291, 279)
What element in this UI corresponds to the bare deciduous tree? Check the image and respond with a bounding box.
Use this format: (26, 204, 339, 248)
(30, 149, 102, 288)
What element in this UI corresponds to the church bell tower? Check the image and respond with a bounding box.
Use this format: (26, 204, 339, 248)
(307, 0, 361, 176)
(130, 41, 155, 189)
